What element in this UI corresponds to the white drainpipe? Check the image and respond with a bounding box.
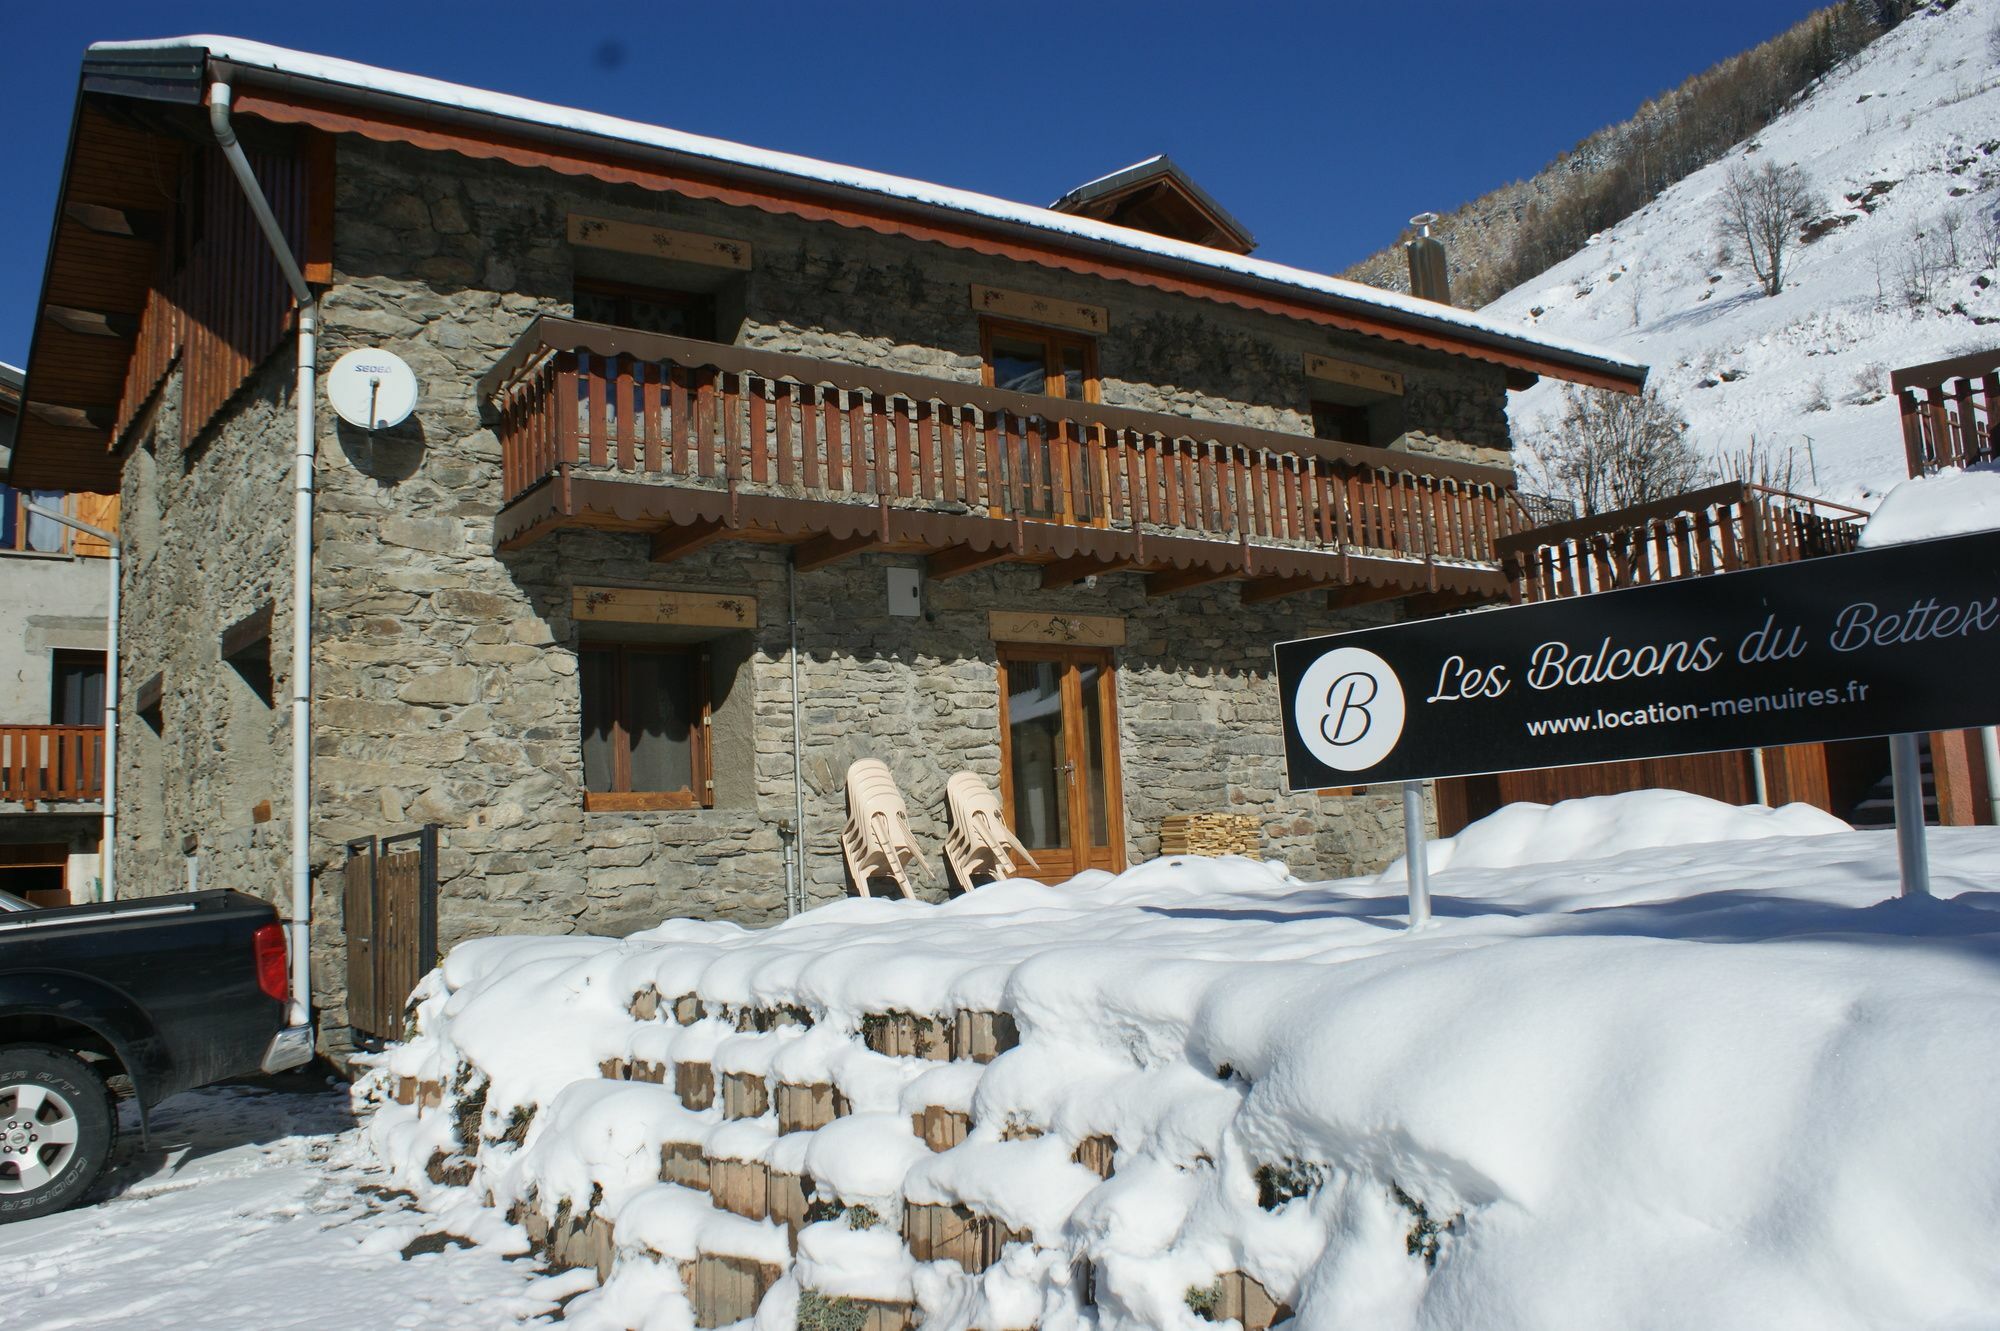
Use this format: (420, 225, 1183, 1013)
(209, 78, 318, 1029)
(24, 502, 118, 900)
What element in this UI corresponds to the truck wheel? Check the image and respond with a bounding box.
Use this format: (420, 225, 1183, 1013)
(0, 1046, 115, 1223)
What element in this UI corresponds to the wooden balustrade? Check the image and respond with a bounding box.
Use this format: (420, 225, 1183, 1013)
(0, 725, 105, 806)
(1498, 482, 1866, 603)
(482, 319, 1524, 576)
(1893, 349, 1997, 477)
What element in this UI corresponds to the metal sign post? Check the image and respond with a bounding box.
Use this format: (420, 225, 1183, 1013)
(1889, 732, 1931, 897)
(1402, 780, 1432, 928)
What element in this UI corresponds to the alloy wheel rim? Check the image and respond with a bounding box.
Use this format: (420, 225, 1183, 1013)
(0, 1082, 81, 1195)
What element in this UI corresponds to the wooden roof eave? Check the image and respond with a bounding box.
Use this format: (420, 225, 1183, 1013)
(220, 81, 1644, 396)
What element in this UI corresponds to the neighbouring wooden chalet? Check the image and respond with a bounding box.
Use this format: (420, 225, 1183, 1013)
(11, 37, 1645, 1041)
(1474, 350, 2000, 835)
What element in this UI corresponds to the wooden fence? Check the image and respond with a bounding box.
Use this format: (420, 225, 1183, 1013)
(1498, 481, 1865, 602)
(1893, 349, 1996, 476)
(483, 319, 1525, 569)
(343, 826, 440, 1041)
(0, 725, 105, 807)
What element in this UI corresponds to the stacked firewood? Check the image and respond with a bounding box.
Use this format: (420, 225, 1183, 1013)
(1160, 813, 1262, 859)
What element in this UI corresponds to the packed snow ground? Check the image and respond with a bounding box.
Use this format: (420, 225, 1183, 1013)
(365, 793, 2000, 1331)
(1488, 0, 2000, 504)
(0, 1082, 575, 1329)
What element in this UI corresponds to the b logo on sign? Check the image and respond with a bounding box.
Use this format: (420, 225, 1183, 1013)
(1295, 647, 1406, 772)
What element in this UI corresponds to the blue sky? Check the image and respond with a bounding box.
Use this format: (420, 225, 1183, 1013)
(3, 1, 1824, 367)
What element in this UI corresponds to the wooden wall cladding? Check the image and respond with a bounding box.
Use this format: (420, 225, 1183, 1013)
(114, 132, 321, 454)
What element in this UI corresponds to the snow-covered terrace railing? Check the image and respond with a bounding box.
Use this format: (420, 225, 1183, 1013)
(1498, 481, 1866, 603)
(1893, 349, 1997, 478)
(481, 318, 1526, 600)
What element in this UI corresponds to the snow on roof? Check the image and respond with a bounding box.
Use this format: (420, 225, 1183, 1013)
(88, 35, 1643, 380)
(1058, 154, 1171, 201)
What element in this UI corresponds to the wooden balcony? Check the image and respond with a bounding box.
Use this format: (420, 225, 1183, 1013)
(1893, 350, 1996, 477)
(0, 724, 105, 808)
(1499, 482, 1866, 602)
(482, 319, 1527, 604)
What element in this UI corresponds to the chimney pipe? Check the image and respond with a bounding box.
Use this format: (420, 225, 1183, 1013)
(1405, 212, 1451, 305)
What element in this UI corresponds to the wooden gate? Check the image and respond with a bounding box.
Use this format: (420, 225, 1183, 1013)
(343, 826, 439, 1040)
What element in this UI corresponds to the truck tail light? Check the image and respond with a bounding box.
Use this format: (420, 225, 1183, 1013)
(253, 923, 290, 1002)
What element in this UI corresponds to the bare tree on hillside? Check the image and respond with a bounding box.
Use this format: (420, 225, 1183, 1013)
(1716, 161, 1816, 296)
(1527, 386, 1711, 517)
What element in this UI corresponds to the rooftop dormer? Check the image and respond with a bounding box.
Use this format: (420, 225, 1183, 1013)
(1050, 155, 1256, 255)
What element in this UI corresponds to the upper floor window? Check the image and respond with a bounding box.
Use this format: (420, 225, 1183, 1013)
(1311, 400, 1382, 447)
(52, 651, 106, 726)
(574, 279, 716, 342)
(0, 485, 67, 553)
(0, 487, 119, 557)
(981, 321, 1098, 402)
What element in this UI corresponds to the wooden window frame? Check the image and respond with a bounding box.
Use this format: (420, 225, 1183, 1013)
(50, 649, 107, 727)
(994, 644, 1125, 878)
(980, 319, 1106, 526)
(1310, 398, 1380, 448)
(978, 318, 1100, 402)
(572, 278, 718, 342)
(580, 640, 713, 812)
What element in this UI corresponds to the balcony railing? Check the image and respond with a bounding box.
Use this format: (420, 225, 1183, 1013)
(1498, 482, 1867, 602)
(481, 320, 1527, 595)
(1893, 349, 1996, 477)
(0, 724, 104, 806)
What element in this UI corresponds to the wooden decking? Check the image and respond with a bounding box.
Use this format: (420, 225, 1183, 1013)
(0, 724, 105, 807)
(482, 318, 1525, 604)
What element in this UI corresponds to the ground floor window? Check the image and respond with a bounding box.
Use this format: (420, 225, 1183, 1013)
(580, 641, 712, 810)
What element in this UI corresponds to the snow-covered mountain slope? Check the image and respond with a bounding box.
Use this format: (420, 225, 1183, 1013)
(1486, 0, 2000, 505)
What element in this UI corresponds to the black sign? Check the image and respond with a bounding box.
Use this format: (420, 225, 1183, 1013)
(1275, 528, 2000, 789)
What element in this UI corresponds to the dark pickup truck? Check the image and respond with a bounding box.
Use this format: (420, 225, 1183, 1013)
(0, 888, 313, 1221)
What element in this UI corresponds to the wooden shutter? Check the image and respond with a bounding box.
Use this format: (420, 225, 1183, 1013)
(70, 493, 120, 558)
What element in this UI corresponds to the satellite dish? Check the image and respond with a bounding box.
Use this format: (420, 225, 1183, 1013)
(326, 348, 419, 431)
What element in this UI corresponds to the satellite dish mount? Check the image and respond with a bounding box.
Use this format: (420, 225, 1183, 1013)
(327, 348, 420, 432)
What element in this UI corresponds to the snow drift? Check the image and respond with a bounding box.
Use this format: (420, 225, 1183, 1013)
(1859, 460, 2000, 547)
(360, 795, 2000, 1330)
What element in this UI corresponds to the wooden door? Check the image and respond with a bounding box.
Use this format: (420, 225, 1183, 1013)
(997, 646, 1124, 882)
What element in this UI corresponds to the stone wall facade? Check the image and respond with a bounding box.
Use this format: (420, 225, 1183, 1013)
(117, 135, 1502, 1039)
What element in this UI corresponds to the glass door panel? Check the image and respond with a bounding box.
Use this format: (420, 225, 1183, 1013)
(1006, 659, 1069, 851)
(999, 648, 1123, 882)
(1077, 661, 1111, 849)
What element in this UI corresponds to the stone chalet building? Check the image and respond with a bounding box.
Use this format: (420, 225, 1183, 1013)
(11, 37, 1643, 1042)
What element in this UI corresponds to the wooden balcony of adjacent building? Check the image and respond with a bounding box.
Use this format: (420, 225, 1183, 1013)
(482, 319, 1532, 607)
(0, 724, 105, 810)
(1893, 348, 1996, 477)
(1498, 481, 1868, 602)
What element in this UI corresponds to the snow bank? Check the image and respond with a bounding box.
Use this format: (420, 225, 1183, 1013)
(1858, 462, 2000, 548)
(360, 820, 2000, 1330)
(1384, 788, 1849, 880)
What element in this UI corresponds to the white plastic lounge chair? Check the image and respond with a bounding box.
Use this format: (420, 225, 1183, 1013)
(943, 771, 1039, 889)
(840, 759, 933, 898)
